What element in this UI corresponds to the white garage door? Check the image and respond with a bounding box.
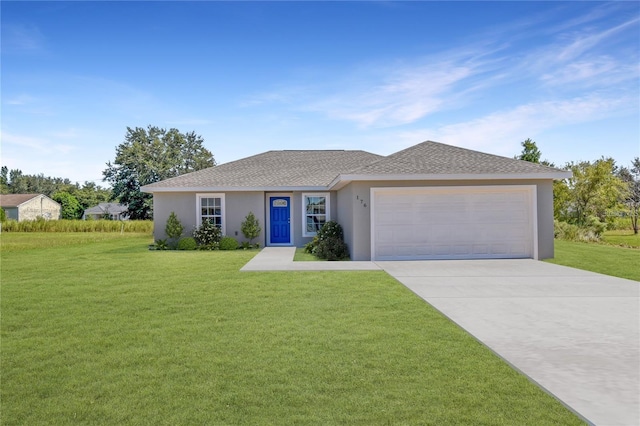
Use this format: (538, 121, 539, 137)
(372, 186, 537, 261)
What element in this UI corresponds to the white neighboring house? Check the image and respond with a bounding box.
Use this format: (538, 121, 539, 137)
(0, 194, 61, 221)
(83, 203, 129, 220)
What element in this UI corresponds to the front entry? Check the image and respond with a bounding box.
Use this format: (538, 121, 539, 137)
(270, 196, 291, 244)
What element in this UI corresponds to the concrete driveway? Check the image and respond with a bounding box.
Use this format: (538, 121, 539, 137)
(379, 259, 639, 426)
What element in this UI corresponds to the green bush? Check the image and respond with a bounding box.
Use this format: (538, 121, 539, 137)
(219, 236, 239, 250)
(304, 236, 319, 254)
(312, 221, 349, 260)
(154, 239, 169, 250)
(241, 211, 261, 245)
(177, 237, 197, 250)
(0, 208, 7, 223)
(554, 220, 601, 242)
(193, 219, 222, 250)
(315, 236, 349, 260)
(165, 212, 184, 248)
(317, 221, 343, 240)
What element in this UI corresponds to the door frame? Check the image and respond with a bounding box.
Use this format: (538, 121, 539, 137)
(266, 193, 294, 246)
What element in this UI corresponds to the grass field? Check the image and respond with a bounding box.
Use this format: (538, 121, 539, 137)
(1, 233, 583, 425)
(549, 238, 640, 281)
(601, 229, 640, 248)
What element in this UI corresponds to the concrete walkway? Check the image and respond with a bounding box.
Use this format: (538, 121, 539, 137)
(240, 247, 381, 271)
(241, 248, 640, 425)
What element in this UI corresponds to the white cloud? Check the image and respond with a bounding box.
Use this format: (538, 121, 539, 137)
(554, 16, 640, 63)
(1, 131, 77, 155)
(305, 58, 489, 128)
(392, 95, 637, 158)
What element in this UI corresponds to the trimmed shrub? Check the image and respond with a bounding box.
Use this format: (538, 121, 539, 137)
(304, 236, 319, 254)
(177, 237, 198, 250)
(315, 236, 349, 260)
(317, 221, 343, 240)
(193, 219, 222, 250)
(241, 211, 261, 245)
(312, 221, 349, 260)
(219, 236, 239, 250)
(154, 239, 170, 250)
(0, 208, 7, 223)
(165, 212, 184, 248)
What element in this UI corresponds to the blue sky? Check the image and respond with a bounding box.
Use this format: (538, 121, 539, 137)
(2, 1, 639, 185)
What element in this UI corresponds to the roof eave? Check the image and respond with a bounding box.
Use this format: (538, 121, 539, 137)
(141, 185, 330, 193)
(329, 171, 573, 189)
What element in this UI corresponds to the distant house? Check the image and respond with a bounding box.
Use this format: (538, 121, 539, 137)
(83, 203, 129, 221)
(0, 194, 61, 221)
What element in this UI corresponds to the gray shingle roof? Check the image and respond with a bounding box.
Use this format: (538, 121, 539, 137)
(349, 141, 568, 175)
(143, 141, 569, 192)
(143, 150, 384, 190)
(84, 203, 128, 215)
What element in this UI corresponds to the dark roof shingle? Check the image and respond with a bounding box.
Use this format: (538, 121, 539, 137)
(143, 150, 384, 189)
(0, 194, 43, 207)
(349, 141, 567, 175)
(142, 141, 569, 191)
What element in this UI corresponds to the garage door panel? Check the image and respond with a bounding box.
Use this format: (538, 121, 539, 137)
(373, 186, 535, 261)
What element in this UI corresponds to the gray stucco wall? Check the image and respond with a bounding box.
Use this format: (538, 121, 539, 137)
(153, 192, 196, 241)
(152, 192, 266, 246)
(336, 180, 556, 261)
(153, 191, 340, 247)
(536, 180, 555, 259)
(226, 192, 266, 245)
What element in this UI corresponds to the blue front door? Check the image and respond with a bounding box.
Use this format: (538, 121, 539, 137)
(270, 196, 291, 244)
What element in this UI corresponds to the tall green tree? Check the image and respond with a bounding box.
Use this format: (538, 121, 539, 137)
(618, 157, 640, 234)
(72, 182, 111, 211)
(103, 126, 215, 220)
(0, 167, 9, 194)
(560, 158, 627, 226)
(52, 192, 83, 219)
(515, 138, 542, 163)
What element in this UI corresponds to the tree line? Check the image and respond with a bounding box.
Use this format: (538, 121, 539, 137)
(516, 139, 639, 235)
(1, 125, 214, 221)
(2, 128, 638, 235)
(0, 167, 112, 220)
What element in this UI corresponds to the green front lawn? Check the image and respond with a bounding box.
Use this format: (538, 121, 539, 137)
(601, 230, 640, 248)
(548, 239, 640, 281)
(1, 233, 583, 425)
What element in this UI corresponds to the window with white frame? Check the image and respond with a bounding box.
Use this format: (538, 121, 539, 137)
(302, 193, 329, 237)
(196, 194, 225, 233)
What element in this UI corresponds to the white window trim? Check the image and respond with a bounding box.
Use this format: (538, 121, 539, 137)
(302, 192, 330, 237)
(196, 193, 226, 236)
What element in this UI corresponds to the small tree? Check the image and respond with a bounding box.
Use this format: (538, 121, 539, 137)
(515, 138, 542, 163)
(165, 212, 184, 248)
(240, 211, 261, 245)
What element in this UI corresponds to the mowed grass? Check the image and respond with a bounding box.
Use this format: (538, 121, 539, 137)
(1, 234, 583, 425)
(601, 229, 640, 248)
(548, 239, 640, 281)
